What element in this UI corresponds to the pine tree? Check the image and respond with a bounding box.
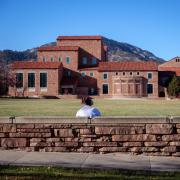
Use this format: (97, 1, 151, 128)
(167, 75, 180, 97)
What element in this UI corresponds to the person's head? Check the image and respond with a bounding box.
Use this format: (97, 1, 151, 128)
(82, 96, 93, 106)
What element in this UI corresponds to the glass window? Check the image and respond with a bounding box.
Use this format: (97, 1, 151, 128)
(147, 72, 152, 79)
(50, 57, 54, 62)
(58, 57, 62, 62)
(103, 73, 108, 79)
(40, 73, 47, 88)
(137, 72, 139, 75)
(116, 72, 118, 76)
(81, 72, 86, 77)
(90, 72, 94, 77)
(102, 84, 108, 94)
(92, 58, 97, 65)
(82, 57, 87, 65)
(66, 57, 70, 64)
(43, 57, 46, 62)
(123, 72, 125, 76)
(147, 84, 153, 94)
(130, 72, 133, 76)
(28, 73, 35, 88)
(16, 73, 23, 88)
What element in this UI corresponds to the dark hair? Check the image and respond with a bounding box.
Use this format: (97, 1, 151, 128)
(82, 97, 93, 106)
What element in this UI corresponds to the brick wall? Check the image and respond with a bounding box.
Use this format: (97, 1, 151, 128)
(0, 116, 180, 156)
(8, 68, 62, 97)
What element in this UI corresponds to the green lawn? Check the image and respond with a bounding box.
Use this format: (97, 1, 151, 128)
(0, 166, 180, 180)
(0, 98, 180, 117)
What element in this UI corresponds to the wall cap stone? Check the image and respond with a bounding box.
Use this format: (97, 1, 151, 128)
(0, 116, 180, 124)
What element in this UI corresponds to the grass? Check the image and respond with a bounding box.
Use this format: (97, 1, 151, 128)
(0, 98, 180, 117)
(0, 166, 180, 180)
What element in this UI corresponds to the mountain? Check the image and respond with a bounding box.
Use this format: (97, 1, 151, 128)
(0, 37, 165, 63)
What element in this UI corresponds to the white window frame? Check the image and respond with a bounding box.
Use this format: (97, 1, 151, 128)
(90, 72, 94, 77)
(81, 71, 86, 77)
(28, 71, 36, 92)
(40, 71, 48, 92)
(103, 72, 108, 80)
(147, 72, 153, 80)
(50, 57, 54, 62)
(66, 56, 70, 64)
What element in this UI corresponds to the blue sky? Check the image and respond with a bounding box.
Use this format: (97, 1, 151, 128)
(0, 0, 179, 60)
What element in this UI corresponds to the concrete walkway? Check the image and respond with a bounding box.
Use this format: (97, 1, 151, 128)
(0, 150, 180, 172)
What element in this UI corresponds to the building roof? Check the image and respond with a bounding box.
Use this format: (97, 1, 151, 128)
(57, 36, 102, 40)
(158, 67, 180, 76)
(98, 61, 158, 71)
(38, 46, 79, 51)
(12, 61, 62, 69)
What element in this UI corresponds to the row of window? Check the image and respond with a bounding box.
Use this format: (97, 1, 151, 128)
(42, 56, 97, 65)
(16, 73, 47, 88)
(102, 72, 153, 80)
(81, 71, 94, 77)
(102, 84, 153, 94)
(43, 57, 70, 64)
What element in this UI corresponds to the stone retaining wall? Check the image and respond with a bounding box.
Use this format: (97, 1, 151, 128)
(0, 116, 180, 156)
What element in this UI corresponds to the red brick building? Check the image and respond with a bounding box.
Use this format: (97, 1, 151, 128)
(8, 36, 180, 98)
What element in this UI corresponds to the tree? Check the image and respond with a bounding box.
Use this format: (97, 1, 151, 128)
(167, 75, 180, 97)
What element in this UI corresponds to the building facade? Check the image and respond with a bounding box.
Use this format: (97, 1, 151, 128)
(8, 36, 180, 98)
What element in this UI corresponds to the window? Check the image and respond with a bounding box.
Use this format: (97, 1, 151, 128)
(67, 71, 71, 77)
(130, 72, 133, 76)
(123, 72, 125, 76)
(50, 57, 54, 62)
(116, 72, 118, 76)
(92, 58, 97, 65)
(81, 72, 86, 77)
(147, 84, 153, 94)
(90, 72, 94, 77)
(66, 57, 70, 64)
(103, 72, 108, 79)
(43, 57, 46, 62)
(137, 72, 139, 75)
(16, 73, 23, 88)
(102, 84, 108, 94)
(82, 57, 87, 65)
(147, 72, 152, 79)
(40, 73, 47, 88)
(28, 73, 35, 88)
(58, 57, 62, 62)
(176, 58, 180, 62)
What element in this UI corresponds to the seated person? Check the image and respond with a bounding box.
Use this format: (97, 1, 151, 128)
(76, 96, 101, 119)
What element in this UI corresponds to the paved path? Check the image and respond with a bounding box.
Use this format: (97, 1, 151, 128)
(0, 150, 180, 172)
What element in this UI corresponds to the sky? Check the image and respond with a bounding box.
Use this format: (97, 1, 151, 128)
(0, 0, 180, 60)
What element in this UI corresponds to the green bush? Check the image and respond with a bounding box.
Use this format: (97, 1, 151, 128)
(167, 75, 180, 97)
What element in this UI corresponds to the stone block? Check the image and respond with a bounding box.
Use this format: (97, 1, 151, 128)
(162, 134, 180, 141)
(130, 147, 142, 153)
(0, 124, 16, 132)
(44, 147, 68, 152)
(95, 127, 144, 135)
(77, 147, 94, 152)
(143, 152, 170, 156)
(54, 129, 73, 137)
(46, 138, 62, 142)
(80, 128, 93, 135)
(17, 124, 34, 129)
(172, 152, 180, 157)
(176, 124, 180, 128)
(112, 134, 156, 142)
(99, 147, 127, 152)
(30, 142, 53, 147)
(170, 142, 180, 146)
(96, 136, 111, 142)
(123, 142, 143, 147)
(161, 146, 177, 153)
(144, 142, 168, 147)
(142, 147, 159, 152)
(0, 133, 5, 137)
(177, 129, 180, 134)
(55, 142, 78, 147)
(30, 138, 46, 142)
(83, 142, 117, 147)
(1, 138, 26, 148)
(146, 124, 173, 134)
